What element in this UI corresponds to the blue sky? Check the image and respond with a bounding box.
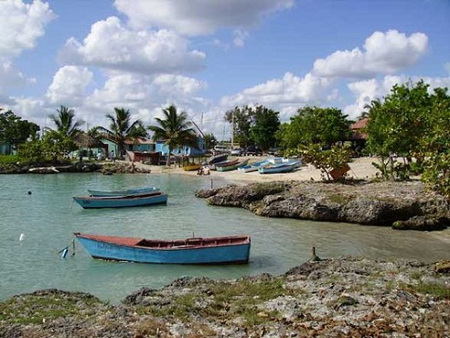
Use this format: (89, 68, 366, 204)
(1, 0, 449, 139)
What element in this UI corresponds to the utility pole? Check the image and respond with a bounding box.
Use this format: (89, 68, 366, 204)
(231, 110, 234, 150)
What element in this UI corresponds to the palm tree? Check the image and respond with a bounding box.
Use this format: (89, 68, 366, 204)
(48, 105, 84, 138)
(45, 106, 84, 159)
(148, 105, 199, 165)
(95, 107, 146, 158)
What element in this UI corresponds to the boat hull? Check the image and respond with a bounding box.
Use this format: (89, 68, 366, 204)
(73, 193, 168, 209)
(75, 234, 251, 264)
(88, 186, 159, 197)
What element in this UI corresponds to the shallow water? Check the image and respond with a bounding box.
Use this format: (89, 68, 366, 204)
(0, 173, 449, 303)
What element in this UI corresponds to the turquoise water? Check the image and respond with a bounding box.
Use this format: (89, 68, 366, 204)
(1, 173, 449, 303)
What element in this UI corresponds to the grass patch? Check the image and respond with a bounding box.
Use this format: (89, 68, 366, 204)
(0, 293, 104, 325)
(408, 282, 450, 299)
(325, 193, 354, 204)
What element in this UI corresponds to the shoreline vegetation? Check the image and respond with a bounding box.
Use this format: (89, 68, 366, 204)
(1, 157, 449, 336)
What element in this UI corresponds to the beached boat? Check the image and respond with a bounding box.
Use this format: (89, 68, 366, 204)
(183, 163, 202, 171)
(212, 158, 239, 170)
(74, 233, 251, 264)
(73, 191, 168, 209)
(216, 158, 249, 172)
(88, 186, 159, 197)
(258, 159, 301, 174)
(207, 153, 228, 165)
(237, 159, 270, 173)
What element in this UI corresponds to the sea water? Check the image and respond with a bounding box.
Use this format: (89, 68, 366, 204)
(0, 173, 449, 303)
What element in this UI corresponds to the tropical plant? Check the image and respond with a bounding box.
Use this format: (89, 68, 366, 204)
(44, 106, 84, 159)
(0, 110, 40, 153)
(249, 105, 280, 152)
(291, 143, 353, 181)
(203, 133, 217, 151)
(147, 105, 198, 165)
(278, 106, 352, 150)
(224, 106, 255, 149)
(95, 107, 146, 158)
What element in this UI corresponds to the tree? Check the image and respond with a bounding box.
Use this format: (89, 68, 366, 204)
(224, 106, 255, 149)
(366, 81, 432, 180)
(203, 133, 217, 151)
(95, 107, 146, 157)
(45, 106, 84, 159)
(249, 105, 280, 152)
(0, 110, 40, 153)
(278, 106, 352, 149)
(147, 105, 198, 164)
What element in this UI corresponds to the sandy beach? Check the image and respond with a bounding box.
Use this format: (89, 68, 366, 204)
(137, 156, 380, 184)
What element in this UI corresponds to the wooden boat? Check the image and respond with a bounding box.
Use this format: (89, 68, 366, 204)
(74, 233, 251, 264)
(207, 153, 228, 165)
(73, 191, 168, 209)
(258, 159, 301, 174)
(237, 159, 270, 173)
(212, 158, 239, 170)
(216, 158, 249, 172)
(183, 163, 202, 171)
(88, 186, 159, 197)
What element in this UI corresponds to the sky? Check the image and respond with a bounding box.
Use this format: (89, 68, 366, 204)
(0, 0, 449, 140)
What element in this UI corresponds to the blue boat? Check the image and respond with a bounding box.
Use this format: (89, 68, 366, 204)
(74, 233, 251, 264)
(73, 192, 168, 209)
(237, 159, 270, 173)
(258, 159, 301, 174)
(88, 186, 159, 197)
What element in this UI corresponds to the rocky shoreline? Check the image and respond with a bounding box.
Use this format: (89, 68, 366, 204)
(195, 180, 450, 231)
(0, 257, 449, 337)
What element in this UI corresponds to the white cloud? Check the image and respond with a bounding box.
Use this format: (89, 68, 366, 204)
(0, 0, 55, 60)
(343, 74, 450, 118)
(233, 30, 249, 47)
(114, 0, 293, 36)
(0, 61, 36, 92)
(220, 72, 333, 109)
(58, 17, 205, 75)
(46, 66, 93, 106)
(313, 30, 428, 78)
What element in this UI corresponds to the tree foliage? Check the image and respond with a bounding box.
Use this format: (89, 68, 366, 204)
(203, 133, 217, 150)
(44, 106, 84, 159)
(224, 106, 254, 148)
(289, 144, 353, 181)
(148, 105, 198, 162)
(277, 106, 352, 149)
(365, 81, 449, 197)
(249, 105, 280, 151)
(95, 107, 146, 157)
(0, 110, 40, 153)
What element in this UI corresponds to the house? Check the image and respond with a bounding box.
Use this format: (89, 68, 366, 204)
(154, 138, 205, 156)
(124, 138, 155, 152)
(74, 133, 108, 159)
(350, 118, 368, 155)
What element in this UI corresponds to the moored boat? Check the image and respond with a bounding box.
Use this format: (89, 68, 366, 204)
(88, 186, 159, 197)
(73, 191, 168, 209)
(74, 233, 251, 264)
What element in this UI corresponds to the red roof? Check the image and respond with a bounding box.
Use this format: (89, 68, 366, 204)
(351, 118, 368, 130)
(124, 138, 154, 145)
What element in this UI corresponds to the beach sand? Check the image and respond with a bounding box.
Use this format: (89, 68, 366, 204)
(134, 156, 380, 184)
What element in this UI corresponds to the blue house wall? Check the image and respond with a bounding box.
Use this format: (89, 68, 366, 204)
(155, 138, 205, 156)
